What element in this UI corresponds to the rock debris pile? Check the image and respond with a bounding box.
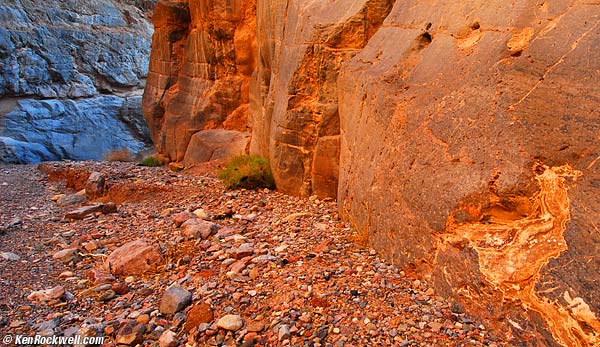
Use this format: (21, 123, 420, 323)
(0, 162, 510, 346)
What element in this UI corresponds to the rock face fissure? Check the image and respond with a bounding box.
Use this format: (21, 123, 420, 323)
(0, 0, 155, 163)
(144, 1, 600, 345)
(143, 0, 395, 194)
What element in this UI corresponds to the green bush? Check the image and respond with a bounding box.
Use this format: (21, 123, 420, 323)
(139, 156, 162, 167)
(218, 155, 275, 190)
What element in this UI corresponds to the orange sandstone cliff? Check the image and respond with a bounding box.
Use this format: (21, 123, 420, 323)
(142, 0, 256, 163)
(143, 1, 600, 346)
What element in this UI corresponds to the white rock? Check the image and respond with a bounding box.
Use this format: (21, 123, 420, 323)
(52, 248, 79, 263)
(0, 252, 20, 261)
(217, 314, 244, 331)
(27, 286, 65, 302)
(193, 208, 209, 220)
(274, 245, 288, 253)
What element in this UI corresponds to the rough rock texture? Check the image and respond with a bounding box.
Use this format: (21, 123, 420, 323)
(0, 0, 156, 163)
(144, 1, 600, 345)
(250, 0, 394, 198)
(159, 282, 192, 315)
(179, 217, 219, 240)
(336, 2, 600, 346)
(142, 0, 256, 163)
(106, 239, 164, 275)
(182, 129, 249, 167)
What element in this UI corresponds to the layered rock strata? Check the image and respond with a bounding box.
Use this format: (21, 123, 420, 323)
(0, 0, 155, 163)
(249, 0, 395, 198)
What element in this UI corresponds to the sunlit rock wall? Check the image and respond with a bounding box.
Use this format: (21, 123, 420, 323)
(249, 0, 395, 198)
(144, 1, 600, 345)
(338, 1, 600, 346)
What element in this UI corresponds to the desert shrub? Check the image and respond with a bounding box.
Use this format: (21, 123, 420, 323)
(139, 156, 162, 167)
(218, 155, 275, 190)
(104, 148, 133, 162)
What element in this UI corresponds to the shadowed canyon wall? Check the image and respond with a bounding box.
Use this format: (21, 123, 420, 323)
(144, 1, 600, 345)
(142, 0, 256, 164)
(0, 0, 156, 163)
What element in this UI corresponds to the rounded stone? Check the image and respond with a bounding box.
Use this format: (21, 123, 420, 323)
(216, 314, 244, 331)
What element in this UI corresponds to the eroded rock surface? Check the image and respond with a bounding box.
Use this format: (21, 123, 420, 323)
(142, 0, 256, 163)
(106, 239, 164, 275)
(337, 2, 600, 346)
(0, 0, 155, 163)
(143, 1, 600, 345)
(250, 0, 394, 198)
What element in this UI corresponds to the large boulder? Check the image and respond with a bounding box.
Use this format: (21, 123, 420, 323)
(0, 0, 155, 163)
(182, 129, 249, 167)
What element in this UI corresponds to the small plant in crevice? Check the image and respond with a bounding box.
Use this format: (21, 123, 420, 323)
(217, 154, 276, 190)
(139, 156, 162, 167)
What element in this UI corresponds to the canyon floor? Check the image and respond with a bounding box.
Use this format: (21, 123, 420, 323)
(0, 162, 511, 347)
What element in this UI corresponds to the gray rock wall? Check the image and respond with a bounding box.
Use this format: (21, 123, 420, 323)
(0, 0, 156, 163)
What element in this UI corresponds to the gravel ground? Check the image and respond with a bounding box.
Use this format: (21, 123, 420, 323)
(0, 162, 512, 347)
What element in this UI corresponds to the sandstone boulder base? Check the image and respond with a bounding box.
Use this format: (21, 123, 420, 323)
(107, 239, 164, 275)
(0, 0, 154, 163)
(182, 130, 250, 168)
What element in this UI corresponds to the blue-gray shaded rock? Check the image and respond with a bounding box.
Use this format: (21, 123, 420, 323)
(0, 97, 150, 162)
(0, 0, 156, 163)
(56, 194, 86, 207)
